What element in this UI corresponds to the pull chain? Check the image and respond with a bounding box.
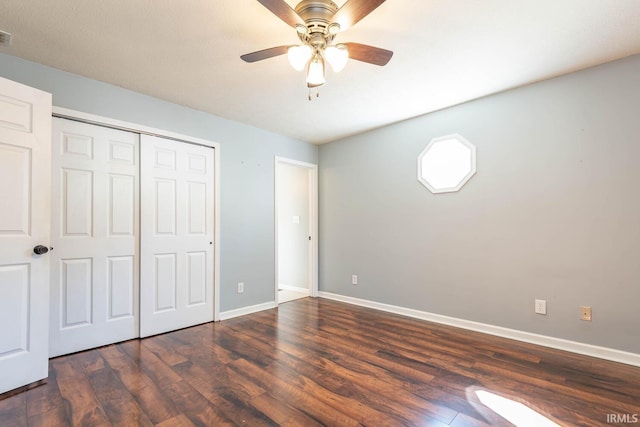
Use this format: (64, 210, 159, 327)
(308, 88, 321, 101)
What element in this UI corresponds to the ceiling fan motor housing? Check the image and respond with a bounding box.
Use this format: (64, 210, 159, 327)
(295, 0, 339, 42)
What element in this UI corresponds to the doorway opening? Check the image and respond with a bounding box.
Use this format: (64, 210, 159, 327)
(275, 157, 318, 304)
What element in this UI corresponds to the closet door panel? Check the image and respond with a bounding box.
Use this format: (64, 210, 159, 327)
(50, 118, 139, 357)
(140, 135, 214, 337)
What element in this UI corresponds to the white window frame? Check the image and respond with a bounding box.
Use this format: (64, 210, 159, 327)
(417, 133, 476, 194)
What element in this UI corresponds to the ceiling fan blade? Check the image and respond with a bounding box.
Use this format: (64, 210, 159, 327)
(256, 0, 305, 28)
(332, 0, 386, 31)
(344, 43, 393, 66)
(241, 45, 290, 63)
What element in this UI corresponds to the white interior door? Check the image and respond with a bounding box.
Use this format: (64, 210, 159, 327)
(0, 77, 51, 394)
(49, 118, 140, 357)
(140, 135, 214, 337)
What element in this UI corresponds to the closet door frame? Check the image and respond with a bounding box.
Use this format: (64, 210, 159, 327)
(52, 107, 221, 322)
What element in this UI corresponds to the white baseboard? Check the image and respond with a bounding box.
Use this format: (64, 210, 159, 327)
(219, 301, 277, 321)
(318, 291, 640, 367)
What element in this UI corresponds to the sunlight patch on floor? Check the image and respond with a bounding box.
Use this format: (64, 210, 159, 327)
(475, 390, 560, 427)
(278, 289, 309, 304)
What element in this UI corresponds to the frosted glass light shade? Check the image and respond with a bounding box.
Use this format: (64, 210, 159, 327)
(325, 45, 348, 72)
(306, 56, 325, 87)
(287, 45, 312, 71)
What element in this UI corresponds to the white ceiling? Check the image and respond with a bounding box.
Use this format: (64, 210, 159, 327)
(1, 1, 640, 144)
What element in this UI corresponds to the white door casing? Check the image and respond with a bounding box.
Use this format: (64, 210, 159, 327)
(49, 118, 140, 357)
(0, 77, 52, 394)
(140, 134, 214, 337)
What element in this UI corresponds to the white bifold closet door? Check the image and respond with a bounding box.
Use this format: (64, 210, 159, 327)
(140, 135, 214, 337)
(50, 118, 140, 357)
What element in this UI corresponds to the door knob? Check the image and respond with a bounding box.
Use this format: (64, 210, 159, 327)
(33, 245, 49, 255)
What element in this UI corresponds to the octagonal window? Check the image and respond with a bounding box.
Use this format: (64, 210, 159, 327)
(417, 134, 476, 194)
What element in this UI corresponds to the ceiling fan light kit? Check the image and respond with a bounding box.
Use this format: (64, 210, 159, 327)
(242, 0, 393, 100)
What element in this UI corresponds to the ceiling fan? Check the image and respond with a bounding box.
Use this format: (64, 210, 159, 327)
(241, 0, 393, 99)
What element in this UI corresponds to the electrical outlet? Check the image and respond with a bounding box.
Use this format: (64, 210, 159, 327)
(351, 274, 358, 285)
(580, 306, 592, 321)
(237, 282, 244, 294)
(535, 299, 547, 315)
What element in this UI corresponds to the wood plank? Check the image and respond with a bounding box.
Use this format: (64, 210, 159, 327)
(162, 379, 235, 427)
(268, 358, 407, 426)
(236, 317, 459, 424)
(155, 413, 197, 427)
(73, 349, 107, 373)
(27, 405, 70, 427)
(50, 357, 111, 427)
(26, 361, 69, 425)
(172, 359, 278, 426)
(0, 392, 27, 426)
(119, 338, 235, 426)
(87, 366, 154, 427)
(249, 392, 325, 427)
(98, 345, 180, 424)
(228, 357, 363, 426)
(140, 335, 188, 366)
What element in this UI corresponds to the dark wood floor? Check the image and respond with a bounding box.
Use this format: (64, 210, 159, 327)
(2, 298, 640, 426)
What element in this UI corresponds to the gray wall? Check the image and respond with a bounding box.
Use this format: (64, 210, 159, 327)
(0, 52, 318, 312)
(319, 54, 640, 354)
